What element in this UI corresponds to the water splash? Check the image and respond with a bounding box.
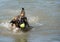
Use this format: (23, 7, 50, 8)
(0, 22, 10, 28)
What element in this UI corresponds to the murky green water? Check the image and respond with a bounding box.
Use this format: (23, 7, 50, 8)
(0, 0, 60, 42)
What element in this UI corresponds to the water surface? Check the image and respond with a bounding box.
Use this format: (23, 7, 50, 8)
(0, 0, 60, 42)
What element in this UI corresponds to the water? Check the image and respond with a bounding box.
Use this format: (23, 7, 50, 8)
(0, 0, 60, 42)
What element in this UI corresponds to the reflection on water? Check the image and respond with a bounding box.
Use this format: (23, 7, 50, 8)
(0, 0, 60, 42)
(0, 30, 29, 42)
(14, 35, 27, 42)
